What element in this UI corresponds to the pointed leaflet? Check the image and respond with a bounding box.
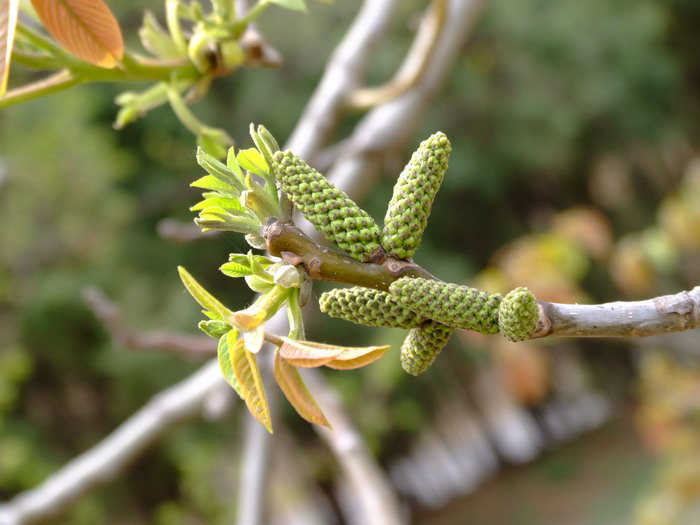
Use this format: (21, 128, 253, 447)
(0, 0, 19, 96)
(277, 337, 347, 367)
(217, 330, 243, 397)
(274, 351, 330, 428)
(230, 335, 272, 432)
(325, 344, 390, 370)
(177, 266, 233, 322)
(30, 0, 124, 68)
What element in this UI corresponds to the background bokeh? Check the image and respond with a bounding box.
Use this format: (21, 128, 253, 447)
(2, 0, 700, 523)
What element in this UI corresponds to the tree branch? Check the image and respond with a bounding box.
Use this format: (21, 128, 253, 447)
(0, 361, 228, 525)
(536, 290, 700, 338)
(346, 0, 447, 111)
(264, 218, 700, 340)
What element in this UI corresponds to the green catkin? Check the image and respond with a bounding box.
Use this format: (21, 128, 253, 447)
(381, 132, 451, 260)
(272, 151, 382, 262)
(389, 277, 502, 334)
(319, 287, 425, 329)
(401, 320, 453, 375)
(498, 287, 539, 342)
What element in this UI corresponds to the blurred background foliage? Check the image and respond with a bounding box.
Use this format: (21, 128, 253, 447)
(2, 0, 700, 523)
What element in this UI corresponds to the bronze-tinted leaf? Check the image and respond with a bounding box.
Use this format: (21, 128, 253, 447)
(277, 337, 345, 368)
(230, 336, 272, 432)
(30, 0, 124, 68)
(325, 344, 390, 370)
(0, 0, 19, 96)
(274, 352, 330, 428)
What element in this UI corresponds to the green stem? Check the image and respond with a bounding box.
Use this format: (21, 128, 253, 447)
(15, 24, 67, 57)
(166, 0, 190, 56)
(166, 82, 204, 135)
(0, 70, 84, 108)
(232, 1, 270, 35)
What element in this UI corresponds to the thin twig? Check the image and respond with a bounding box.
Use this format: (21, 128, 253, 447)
(82, 286, 216, 357)
(285, 0, 400, 160)
(347, 0, 447, 111)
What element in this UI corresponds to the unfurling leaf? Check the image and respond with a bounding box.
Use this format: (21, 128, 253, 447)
(217, 330, 243, 397)
(0, 0, 19, 96)
(274, 352, 330, 428)
(178, 266, 233, 322)
(30, 0, 124, 68)
(230, 335, 272, 432)
(325, 344, 390, 370)
(277, 337, 389, 369)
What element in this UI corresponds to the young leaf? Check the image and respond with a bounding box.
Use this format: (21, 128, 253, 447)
(190, 196, 246, 213)
(178, 266, 233, 322)
(190, 174, 236, 193)
(0, 0, 19, 96)
(274, 351, 330, 428)
(218, 330, 243, 397)
(230, 335, 272, 432)
(229, 253, 273, 267)
(220, 261, 253, 278)
(277, 337, 345, 368)
(237, 148, 269, 177)
(325, 344, 390, 370)
(30, 0, 125, 68)
(197, 147, 245, 192)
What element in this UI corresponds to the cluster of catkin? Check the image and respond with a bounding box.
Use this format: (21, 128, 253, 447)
(272, 133, 538, 375)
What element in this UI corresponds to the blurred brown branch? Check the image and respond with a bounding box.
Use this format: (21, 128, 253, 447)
(82, 286, 216, 357)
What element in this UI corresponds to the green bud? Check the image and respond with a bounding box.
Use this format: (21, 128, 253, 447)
(272, 151, 382, 262)
(244, 233, 267, 250)
(319, 287, 425, 329)
(401, 320, 453, 375)
(188, 26, 215, 72)
(389, 277, 502, 334)
(273, 264, 303, 288)
(498, 287, 539, 342)
(381, 132, 451, 259)
(199, 319, 230, 339)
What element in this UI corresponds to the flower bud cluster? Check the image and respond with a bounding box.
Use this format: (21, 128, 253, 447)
(389, 277, 502, 334)
(319, 287, 425, 329)
(272, 151, 382, 262)
(381, 132, 451, 260)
